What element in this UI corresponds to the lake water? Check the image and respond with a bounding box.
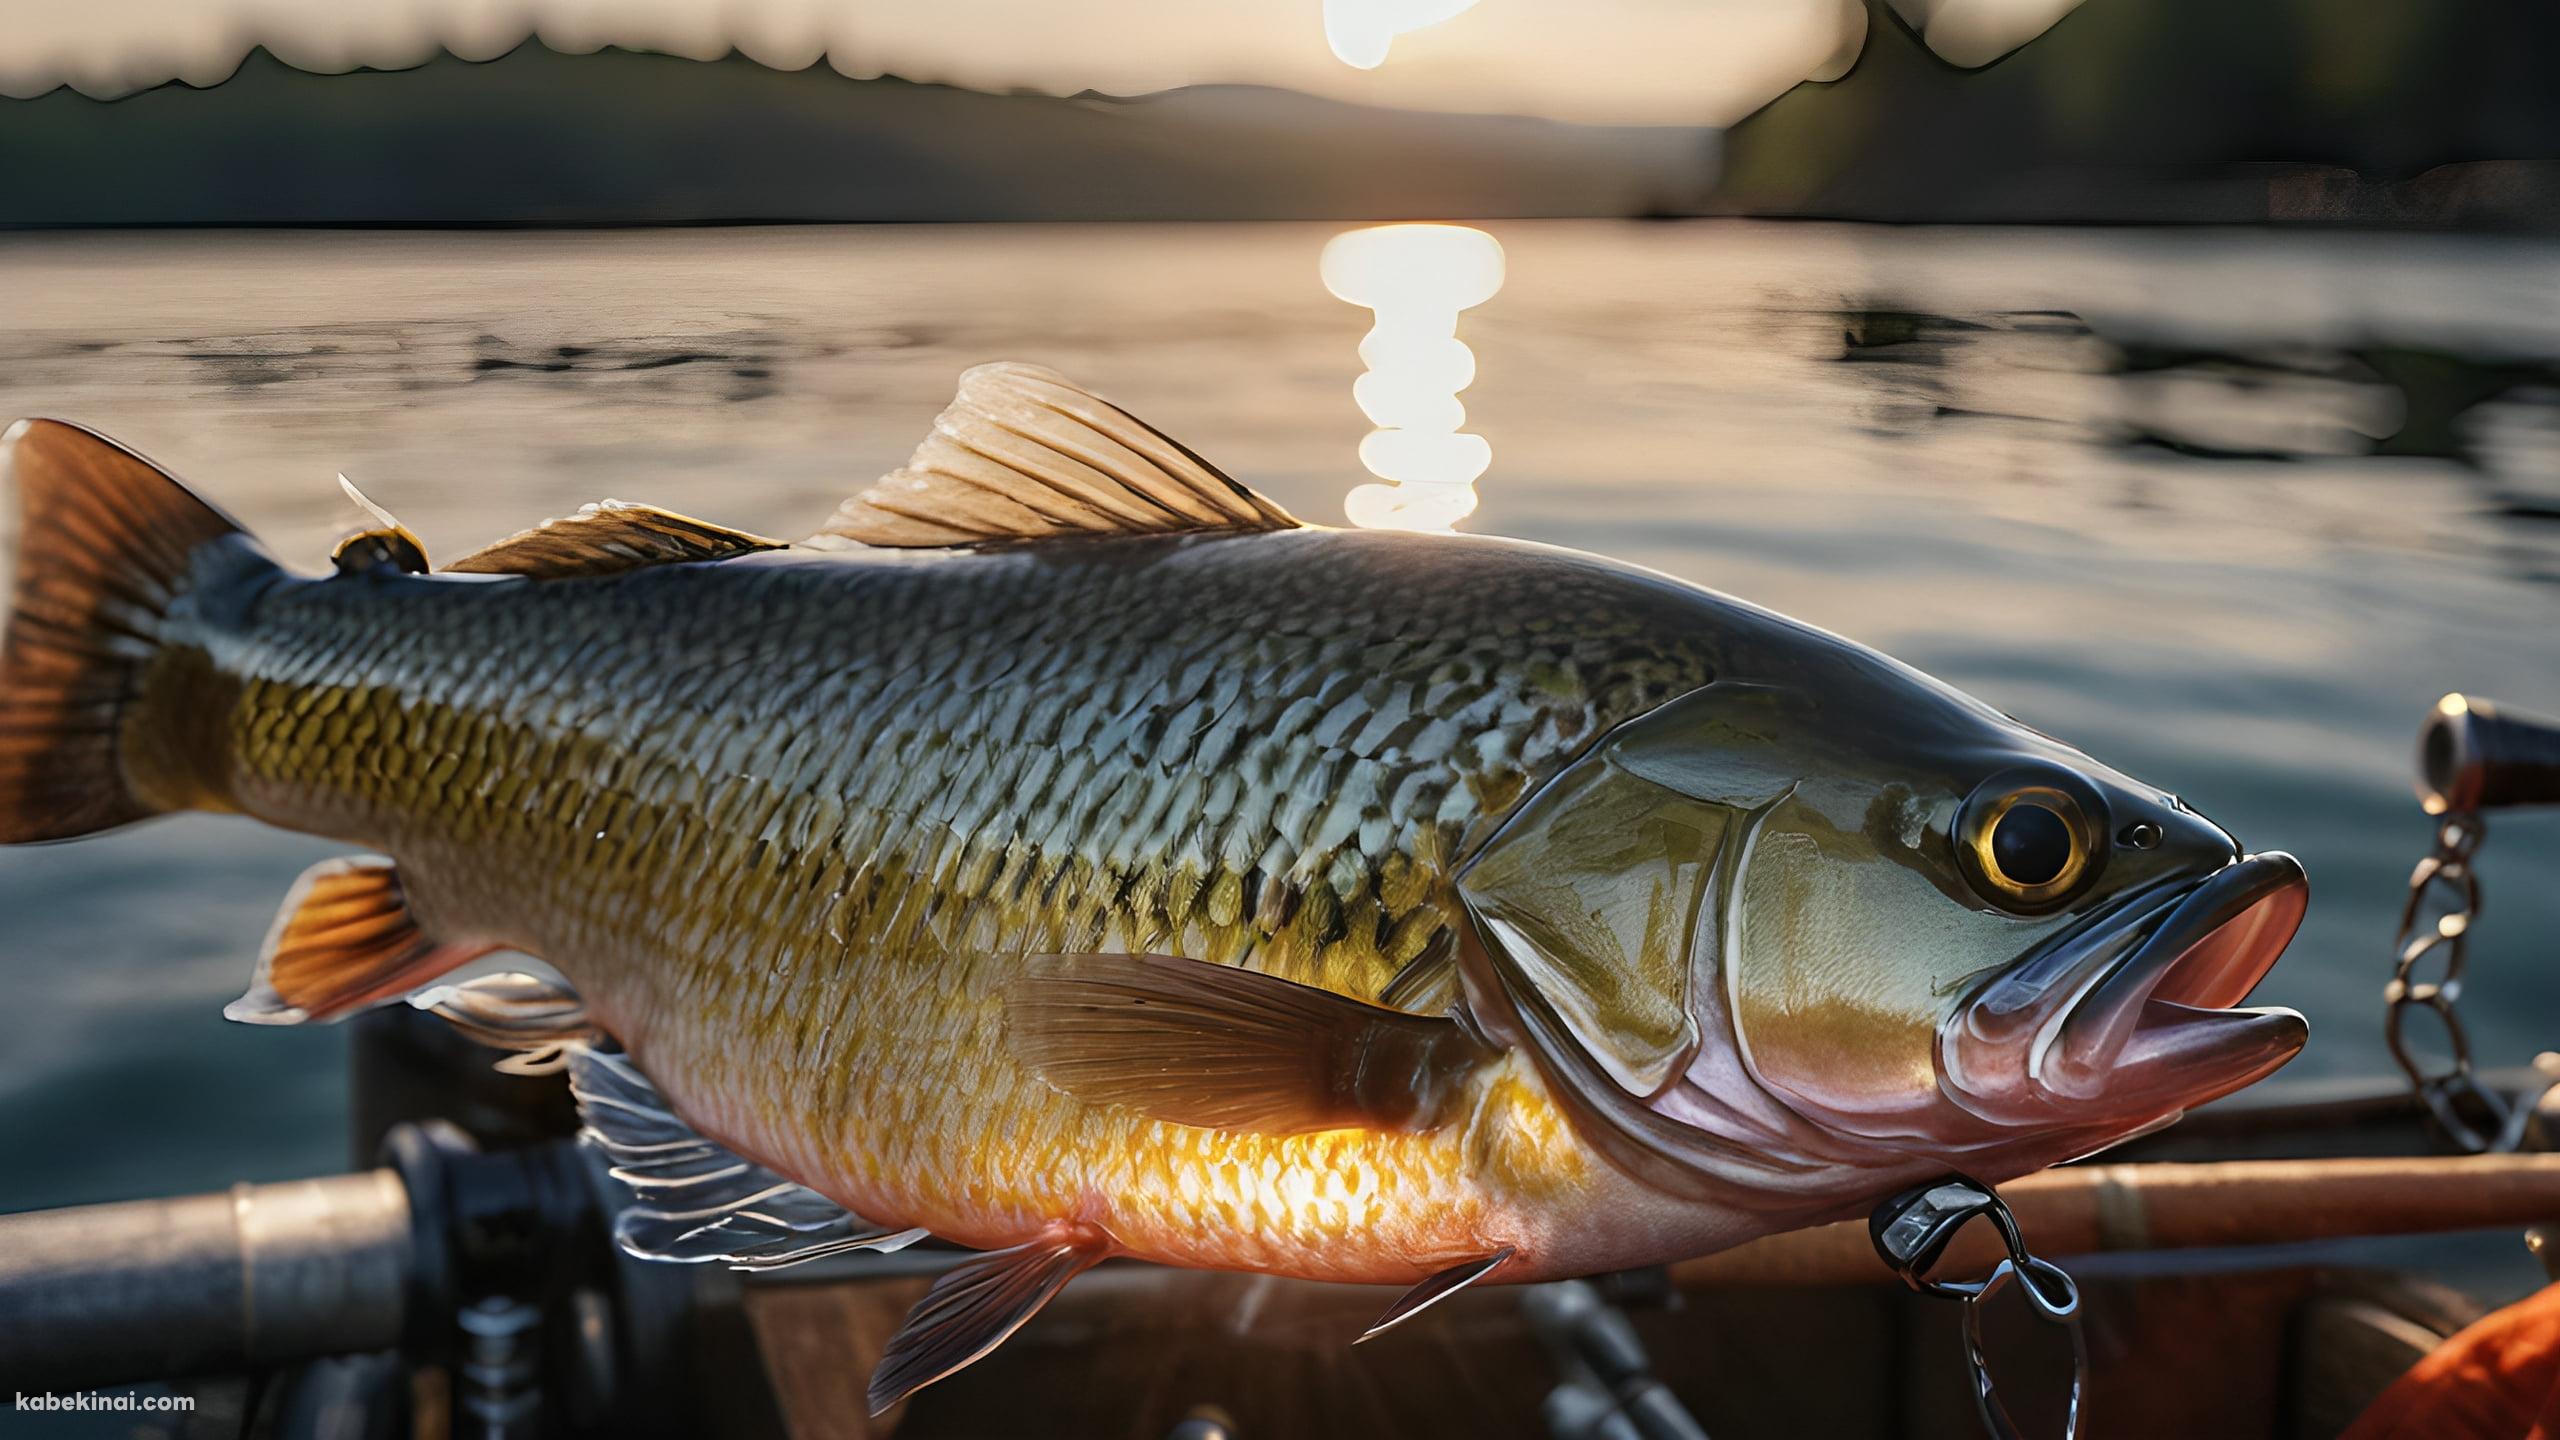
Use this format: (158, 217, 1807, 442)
(3, 221, 2558, 1222)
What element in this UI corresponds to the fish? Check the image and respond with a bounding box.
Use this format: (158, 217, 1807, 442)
(0, 362, 2309, 1411)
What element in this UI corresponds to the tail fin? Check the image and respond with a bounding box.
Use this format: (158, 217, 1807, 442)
(1, 419, 251, 842)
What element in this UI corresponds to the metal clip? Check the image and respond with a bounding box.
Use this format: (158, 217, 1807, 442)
(1870, 1176, 2087, 1440)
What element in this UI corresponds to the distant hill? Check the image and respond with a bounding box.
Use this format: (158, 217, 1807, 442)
(0, 44, 1714, 227)
(2, 0, 2556, 228)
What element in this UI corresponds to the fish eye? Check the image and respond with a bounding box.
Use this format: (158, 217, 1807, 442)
(1958, 776, 2103, 913)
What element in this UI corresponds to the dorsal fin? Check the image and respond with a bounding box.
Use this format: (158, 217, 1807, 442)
(813, 362, 1300, 548)
(446, 501, 784, 579)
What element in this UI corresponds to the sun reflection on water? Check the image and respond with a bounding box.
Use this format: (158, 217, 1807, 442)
(1320, 223, 1505, 532)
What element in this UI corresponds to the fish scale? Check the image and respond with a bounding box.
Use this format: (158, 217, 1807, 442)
(197, 528, 1712, 1276)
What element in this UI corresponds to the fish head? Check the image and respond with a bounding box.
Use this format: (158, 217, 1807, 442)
(1456, 651, 2307, 1203)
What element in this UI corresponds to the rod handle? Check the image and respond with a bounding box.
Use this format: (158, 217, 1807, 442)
(2419, 693, 2560, 814)
(0, 1171, 412, 1391)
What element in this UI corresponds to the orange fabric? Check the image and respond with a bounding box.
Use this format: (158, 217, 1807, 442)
(2346, 1284, 2560, 1440)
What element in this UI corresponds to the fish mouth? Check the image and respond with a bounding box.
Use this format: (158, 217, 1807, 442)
(1945, 852, 2309, 1127)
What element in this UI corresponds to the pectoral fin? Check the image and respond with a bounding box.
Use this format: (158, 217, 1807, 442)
(1356, 1247, 1515, 1343)
(1378, 929, 1462, 1014)
(225, 856, 491, 1024)
(568, 1047, 928, 1270)
(1003, 952, 1498, 1135)
(867, 1234, 1110, 1415)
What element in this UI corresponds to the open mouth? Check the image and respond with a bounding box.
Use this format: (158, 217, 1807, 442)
(1946, 853, 2309, 1126)
(2039, 851, 2309, 1111)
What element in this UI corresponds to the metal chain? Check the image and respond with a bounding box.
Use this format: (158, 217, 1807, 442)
(1871, 1177, 2087, 1440)
(2382, 811, 2532, 1152)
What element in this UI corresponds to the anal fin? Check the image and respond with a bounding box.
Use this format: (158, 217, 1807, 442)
(1356, 1248, 1514, 1343)
(568, 1047, 927, 1270)
(225, 855, 490, 1025)
(867, 1233, 1111, 1415)
(411, 971, 602, 1075)
(1004, 952, 1497, 1135)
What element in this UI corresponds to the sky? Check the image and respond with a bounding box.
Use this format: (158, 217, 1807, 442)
(1, 0, 2088, 124)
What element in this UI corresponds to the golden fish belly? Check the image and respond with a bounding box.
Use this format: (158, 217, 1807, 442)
(620, 948, 1599, 1281)
(183, 529, 1720, 1280)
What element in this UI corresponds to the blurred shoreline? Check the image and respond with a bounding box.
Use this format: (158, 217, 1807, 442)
(6, 0, 2560, 229)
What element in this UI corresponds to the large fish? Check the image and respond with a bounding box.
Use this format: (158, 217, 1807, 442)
(0, 364, 2308, 1410)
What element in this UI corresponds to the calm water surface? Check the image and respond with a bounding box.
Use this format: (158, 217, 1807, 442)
(2, 221, 2557, 1219)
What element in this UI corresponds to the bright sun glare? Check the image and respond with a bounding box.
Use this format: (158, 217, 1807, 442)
(1321, 0, 1486, 70)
